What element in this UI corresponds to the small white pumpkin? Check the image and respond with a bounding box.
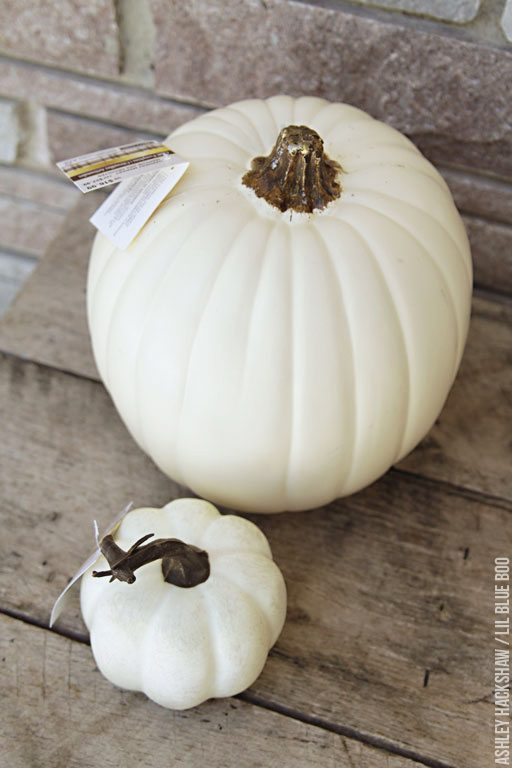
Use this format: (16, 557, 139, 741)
(88, 95, 472, 513)
(80, 498, 286, 710)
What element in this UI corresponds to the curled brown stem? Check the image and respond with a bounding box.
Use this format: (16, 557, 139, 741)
(93, 532, 210, 588)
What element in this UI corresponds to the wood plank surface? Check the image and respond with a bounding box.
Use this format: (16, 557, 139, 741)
(0, 351, 502, 768)
(1, 615, 420, 768)
(398, 295, 512, 500)
(0, 196, 510, 502)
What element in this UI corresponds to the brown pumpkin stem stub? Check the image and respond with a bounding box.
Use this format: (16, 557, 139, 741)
(242, 124, 341, 214)
(93, 533, 210, 588)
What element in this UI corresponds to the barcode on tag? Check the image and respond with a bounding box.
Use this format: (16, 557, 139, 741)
(89, 161, 189, 250)
(57, 140, 180, 192)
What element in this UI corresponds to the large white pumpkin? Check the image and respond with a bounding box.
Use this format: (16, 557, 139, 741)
(88, 95, 472, 513)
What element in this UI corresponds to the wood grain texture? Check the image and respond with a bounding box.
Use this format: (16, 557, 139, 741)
(0, 351, 503, 767)
(4, 615, 417, 768)
(440, 169, 512, 228)
(462, 215, 512, 294)
(0, 196, 510, 502)
(398, 295, 512, 500)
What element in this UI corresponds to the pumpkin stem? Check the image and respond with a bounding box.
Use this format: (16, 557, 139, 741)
(92, 532, 210, 588)
(242, 124, 341, 214)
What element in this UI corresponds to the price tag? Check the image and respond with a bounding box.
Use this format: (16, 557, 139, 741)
(56, 140, 183, 192)
(49, 502, 133, 628)
(89, 163, 188, 249)
(56, 139, 189, 250)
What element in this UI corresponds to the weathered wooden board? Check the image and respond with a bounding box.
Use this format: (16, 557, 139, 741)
(1, 615, 421, 768)
(398, 295, 512, 500)
(0, 195, 510, 502)
(0, 351, 501, 767)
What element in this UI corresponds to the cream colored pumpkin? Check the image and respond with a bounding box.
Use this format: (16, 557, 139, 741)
(81, 498, 287, 710)
(87, 95, 472, 513)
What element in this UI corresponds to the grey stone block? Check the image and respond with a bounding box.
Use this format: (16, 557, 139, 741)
(150, 0, 512, 179)
(0, 250, 36, 317)
(0, 0, 120, 78)
(501, 0, 512, 41)
(349, 0, 480, 23)
(0, 59, 201, 137)
(0, 195, 66, 258)
(47, 112, 155, 167)
(0, 99, 19, 163)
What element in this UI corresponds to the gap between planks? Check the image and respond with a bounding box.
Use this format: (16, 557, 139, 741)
(0, 343, 509, 514)
(0, 605, 454, 768)
(0, 198, 508, 767)
(2, 614, 387, 768)
(0, 348, 497, 767)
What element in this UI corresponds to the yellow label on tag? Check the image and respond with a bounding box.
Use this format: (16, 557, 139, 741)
(57, 140, 177, 193)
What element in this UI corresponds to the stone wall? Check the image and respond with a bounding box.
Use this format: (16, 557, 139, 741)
(0, 0, 511, 301)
